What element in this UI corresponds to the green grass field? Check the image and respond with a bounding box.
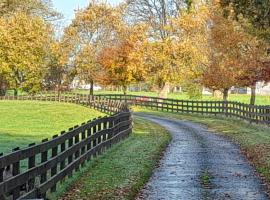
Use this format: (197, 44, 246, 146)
(0, 99, 171, 200)
(59, 117, 171, 200)
(0, 100, 103, 154)
(72, 89, 270, 105)
(133, 107, 270, 190)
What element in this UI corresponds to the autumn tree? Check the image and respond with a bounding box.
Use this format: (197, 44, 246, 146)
(236, 39, 270, 105)
(127, 1, 208, 98)
(126, 0, 192, 40)
(202, 3, 249, 101)
(220, 0, 270, 41)
(125, 0, 194, 97)
(75, 45, 100, 95)
(203, 1, 270, 103)
(0, 0, 60, 20)
(98, 42, 132, 94)
(67, 1, 123, 95)
(168, 2, 210, 98)
(0, 12, 53, 95)
(0, 0, 60, 95)
(125, 0, 211, 98)
(98, 24, 147, 95)
(218, 0, 270, 104)
(0, 69, 8, 96)
(44, 36, 77, 95)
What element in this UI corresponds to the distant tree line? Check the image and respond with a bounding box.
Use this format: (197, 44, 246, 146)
(0, 0, 269, 104)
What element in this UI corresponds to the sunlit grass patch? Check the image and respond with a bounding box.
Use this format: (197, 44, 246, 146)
(59, 117, 171, 200)
(0, 100, 103, 154)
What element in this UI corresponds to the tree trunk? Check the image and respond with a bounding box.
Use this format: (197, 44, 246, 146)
(223, 88, 229, 101)
(89, 80, 94, 96)
(158, 82, 170, 99)
(139, 83, 142, 92)
(14, 88, 18, 96)
(123, 85, 127, 96)
(212, 90, 216, 97)
(56, 74, 62, 98)
(0, 88, 5, 96)
(57, 89, 61, 98)
(57, 83, 61, 98)
(250, 84, 256, 105)
(0, 78, 6, 96)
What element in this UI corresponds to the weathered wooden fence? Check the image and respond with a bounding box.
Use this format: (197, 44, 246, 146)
(0, 93, 128, 115)
(96, 94, 270, 125)
(0, 94, 132, 200)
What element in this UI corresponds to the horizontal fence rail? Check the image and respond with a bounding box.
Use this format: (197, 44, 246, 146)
(0, 93, 128, 115)
(0, 94, 132, 200)
(96, 94, 270, 126)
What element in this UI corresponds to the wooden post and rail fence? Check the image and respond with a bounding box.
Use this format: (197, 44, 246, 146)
(0, 92, 269, 199)
(96, 94, 270, 125)
(0, 93, 132, 200)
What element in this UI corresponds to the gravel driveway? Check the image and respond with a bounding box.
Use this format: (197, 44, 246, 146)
(136, 114, 269, 200)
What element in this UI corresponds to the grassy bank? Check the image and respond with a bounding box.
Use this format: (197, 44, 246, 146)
(133, 107, 270, 192)
(72, 89, 270, 105)
(59, 117, 171, 200)
(0, 100, 103, 154)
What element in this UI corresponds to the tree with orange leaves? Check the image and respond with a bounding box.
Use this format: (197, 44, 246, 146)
(65, 0, 123, 95)
(236, 39, 270, 104)
(202, 2, 249, 101)
(98, 24, 147, 95)
(203, 1, 270, 103)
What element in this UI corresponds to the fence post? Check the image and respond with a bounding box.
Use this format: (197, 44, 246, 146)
(68, 127, 74, 178)
(0, 93, 133, 199)
(60, 131, 66, 183)
(0, 153, 4, 200)
(12, 147, 20, 200)
(223, 101, 228, 117)
(103, 118, 108, 150)
(108, 117, 114, 148)
(39, 139, 48, 199)
(87, 120, 92, 162)
(266, 107, 270, 125)
(97, 117, 102, 155)
(93, 120, 97, 157)
(74, 125, 80, 172)
(81, 123, 86, 167)
(28, 143, 36, 192)
(51, 135, 59, 192)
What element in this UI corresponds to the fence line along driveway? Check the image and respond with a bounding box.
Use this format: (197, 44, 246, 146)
(98, 94, 270, 126)
(136, 114, 269, 200)
(1, 93, 269, 199)
(0, 94, 132, 200)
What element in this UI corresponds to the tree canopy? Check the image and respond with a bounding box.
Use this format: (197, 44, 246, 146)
(0, 0, 269, 105)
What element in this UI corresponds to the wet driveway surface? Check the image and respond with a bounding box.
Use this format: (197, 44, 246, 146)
(136, 114, 269, 200)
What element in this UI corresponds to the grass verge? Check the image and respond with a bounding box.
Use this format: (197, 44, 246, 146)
(0, 100, 103, 154)
(133, 107, 270, 193)
(59, 117, 171, 200)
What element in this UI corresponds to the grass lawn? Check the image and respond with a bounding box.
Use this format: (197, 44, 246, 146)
(0, 100, 103, 154)
(72, 89, 270, 105)
(59, 117, 171, 200)
(133, 107, 270, 191)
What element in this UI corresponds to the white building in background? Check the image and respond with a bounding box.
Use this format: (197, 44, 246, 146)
(202, 88, 213, 95)
(70, 78, 102, 91)
(247, 82, 270, 95)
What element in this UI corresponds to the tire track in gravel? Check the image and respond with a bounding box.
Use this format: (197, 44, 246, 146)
(135, 114, 269, 200)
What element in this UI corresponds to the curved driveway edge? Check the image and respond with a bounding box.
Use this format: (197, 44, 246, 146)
(136, 114, 269, 200)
